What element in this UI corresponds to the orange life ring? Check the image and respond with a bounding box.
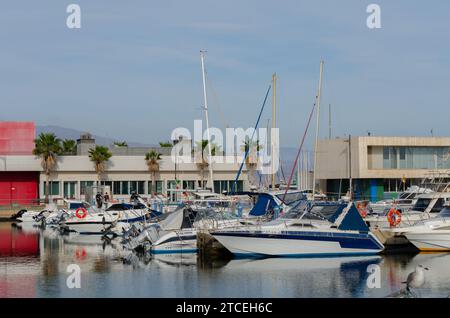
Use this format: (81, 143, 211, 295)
(387, 208, 402, 227)
(75, 207, 87, 219)
(357, 203, 367, 218)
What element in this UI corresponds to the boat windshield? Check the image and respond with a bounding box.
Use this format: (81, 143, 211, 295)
(281, 201, 343, 221)
(276, 192, 306, 206)
(106, 203, 146, 211)
(438, 207, 450, 218)
(399, 192, 416, 200)
(413, 198, 445, 213)
(68, 202, 90, 210)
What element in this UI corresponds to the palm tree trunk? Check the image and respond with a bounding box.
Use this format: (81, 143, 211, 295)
(151, 171, 156, 198)
(45, 172, 50, 204)
(200, 166, 204, 189)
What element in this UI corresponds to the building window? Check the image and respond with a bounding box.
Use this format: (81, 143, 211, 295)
(113, 181, 130, 195)
(129, 181, 145, 194)
(44, 181, 60, 196)
(213, 180, 243, 193)
(80, 181, 94, 195)
(389, 147, 398, 169)
(183, 180, 195, 190)
(380, 146, 450, 170)
(130, 181, 137, 194)
(138, 181, 145, 194)
(197, 180, 207, 189)
(148, 181, 163, 194)
(63, 182, 77, 199)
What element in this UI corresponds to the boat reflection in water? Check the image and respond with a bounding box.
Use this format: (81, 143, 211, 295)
(2, 222, 450, 297)
(0, 222, 40, 297)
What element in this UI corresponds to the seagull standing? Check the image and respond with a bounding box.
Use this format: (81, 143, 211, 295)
(403, 265, 429, 296)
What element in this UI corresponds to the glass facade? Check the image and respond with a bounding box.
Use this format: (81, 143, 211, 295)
(183, 180, 195, 190)
(45, 178, 244, 198)
(375, 146, 450, 170)
(148, 181, 163, 194)
(63, 182, 76, 198)
(44, 181, 60, 196)
(113, 181, 129, 195)
(129, 181, 145, 194)
(213, 180, 243, 193)
(80, 181, 94, 195)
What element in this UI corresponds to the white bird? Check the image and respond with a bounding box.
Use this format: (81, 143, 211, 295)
(403, 264, 429, 292)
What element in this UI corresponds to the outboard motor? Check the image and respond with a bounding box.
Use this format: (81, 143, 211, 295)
(122, 224, 139, 241)
(125, 224, 160, 251)
(33, 210, 47, 224)
(10, 209, 27, 221)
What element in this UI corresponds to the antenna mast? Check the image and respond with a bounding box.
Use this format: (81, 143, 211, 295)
(200, 50, 214, 191)
(312, 60, 324, 200)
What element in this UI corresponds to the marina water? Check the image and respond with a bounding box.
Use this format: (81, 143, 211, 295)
(1, 222, 450, 298)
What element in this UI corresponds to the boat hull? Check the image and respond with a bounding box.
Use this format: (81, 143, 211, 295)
(150, 230, 198, 254)
(62, 221, 113, 235)
(405, 232, 450, 251)
(212, 231, 383, 257)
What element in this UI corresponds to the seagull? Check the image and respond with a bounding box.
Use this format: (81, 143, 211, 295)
(403, 265, 429, 295)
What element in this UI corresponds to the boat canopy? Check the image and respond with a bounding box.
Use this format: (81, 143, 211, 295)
(329, 203, 370, 232)
(248, 193, 279, 216)
(106, 203, 147, 211)
(283, 201, 370, 232)
(158, 205, 198, 230)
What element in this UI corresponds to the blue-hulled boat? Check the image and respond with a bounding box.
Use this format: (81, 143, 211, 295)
(211, 201, 384, 258)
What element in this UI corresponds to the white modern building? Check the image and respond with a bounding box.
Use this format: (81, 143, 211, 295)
(0, 125, 248, 205)
(316, 136, 450, 201)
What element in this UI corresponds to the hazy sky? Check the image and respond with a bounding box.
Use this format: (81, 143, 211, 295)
(1, 1, 450, 147)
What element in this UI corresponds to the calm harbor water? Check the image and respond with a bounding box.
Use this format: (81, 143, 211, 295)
(1, 222, 450, 298)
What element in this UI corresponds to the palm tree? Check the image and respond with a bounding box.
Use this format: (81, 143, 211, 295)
(88, 146, 112, 185)
(113, 141, 128, 147)
(145, 150, 162, 198)
(61, 139, 77, 155)
(194, 140, 220, 189)
(33, 133, 62, 203)
(241, 139, 263, 187)
(159, 141, 173, 148)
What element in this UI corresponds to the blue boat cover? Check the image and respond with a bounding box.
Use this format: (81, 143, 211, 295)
(329, 203, 370, 233)
(249, 193, 278, 216)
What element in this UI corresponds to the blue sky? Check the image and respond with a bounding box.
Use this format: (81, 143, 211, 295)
(1, 1, 450, 147)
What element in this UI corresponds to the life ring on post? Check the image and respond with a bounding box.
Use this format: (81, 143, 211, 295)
(387, 208, 402, 227)
(75, 207, 87, 219)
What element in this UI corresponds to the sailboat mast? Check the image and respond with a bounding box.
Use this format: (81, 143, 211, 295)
(271, 73, 277, 190)
(312, 60, 324, 200)
(200, 50, 214, 191)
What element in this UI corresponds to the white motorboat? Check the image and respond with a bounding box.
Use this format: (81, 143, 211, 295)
(369, 192, 450, 246)
(11, 200, 89, 224)
(123, 205, 199, 254)
(366, 192, 450, 229)
(211, 201, 384, 258)
(368, 186, 433, 215)
(192, 190, 307, 230)
(60, 201, 161, 235)
(400, 206, 450, 251)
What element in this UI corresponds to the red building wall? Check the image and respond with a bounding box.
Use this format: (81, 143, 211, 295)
(0, 172, 39, 205)
(0, 122, 38, 205)
(0, 122, 35, 155)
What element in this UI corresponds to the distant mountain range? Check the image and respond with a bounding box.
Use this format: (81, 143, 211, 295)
(36, 124, 307, 177)
(36, 125, 154, 147)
